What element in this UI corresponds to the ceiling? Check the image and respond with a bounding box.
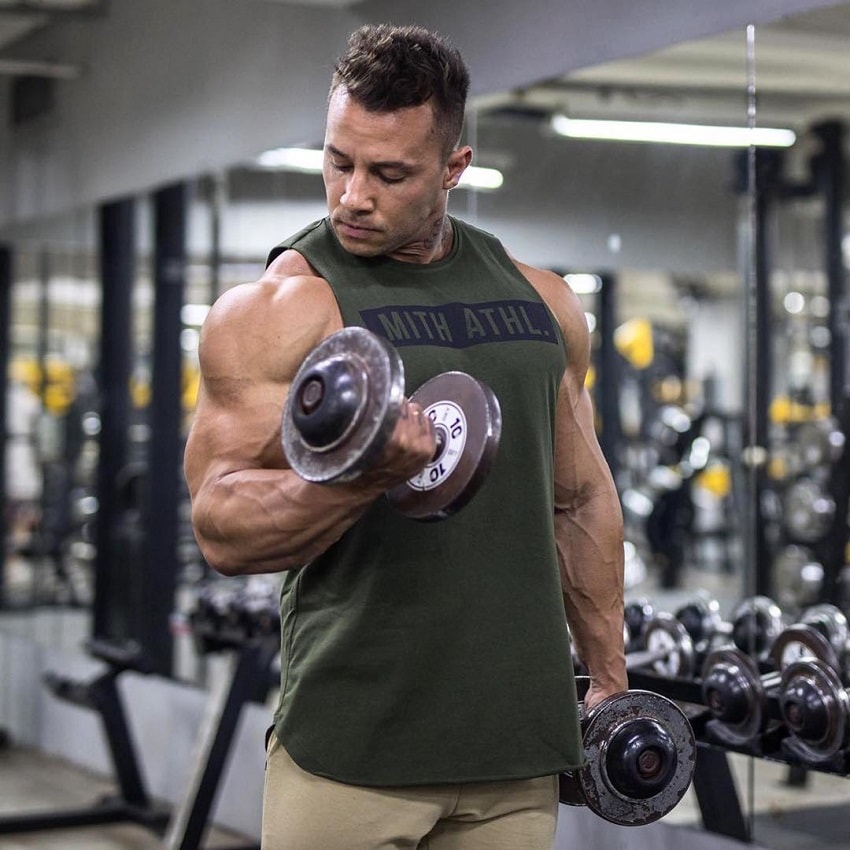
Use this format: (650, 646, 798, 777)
(2, 2, 850, 134)
(473, 4, 850, 134)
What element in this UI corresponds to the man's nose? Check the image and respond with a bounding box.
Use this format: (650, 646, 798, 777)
(340, 171, 375, 211)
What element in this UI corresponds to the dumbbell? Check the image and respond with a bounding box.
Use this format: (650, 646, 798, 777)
(701, 606, 848, 749)
(674, 594, 785, 659)
(630, 613, 697, 678)
(224, 578, 281, 640)
(767, 603, 847, 676)
(624, 598, 655, 649)
(701, 647, 784, 747)
(559, 690, 696, 826)
(570, 607, 693, 680)
(281, 326, 501, 521)
(624, 595, 787, 681)
(778, 659, 850, 764)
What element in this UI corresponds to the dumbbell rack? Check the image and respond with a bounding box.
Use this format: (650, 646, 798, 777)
(628, 665, 850, 842)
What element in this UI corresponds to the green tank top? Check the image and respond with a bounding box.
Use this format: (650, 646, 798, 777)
(269, 217, 583, 785)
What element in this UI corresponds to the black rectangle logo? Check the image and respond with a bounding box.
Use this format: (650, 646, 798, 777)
(360, 300, 558, 349)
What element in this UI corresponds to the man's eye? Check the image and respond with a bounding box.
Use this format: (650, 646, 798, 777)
(379, 173, 405, 184)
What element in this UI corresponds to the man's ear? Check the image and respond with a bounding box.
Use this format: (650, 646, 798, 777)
(445, 145, 473, 189)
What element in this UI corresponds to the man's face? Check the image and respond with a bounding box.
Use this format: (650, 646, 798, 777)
(323, 87, 468, 262)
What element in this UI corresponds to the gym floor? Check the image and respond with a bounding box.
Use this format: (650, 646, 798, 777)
(0, 745, 256, 849)
(0, 740, 849, 849)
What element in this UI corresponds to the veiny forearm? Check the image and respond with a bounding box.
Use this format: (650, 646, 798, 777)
(555, 488, 627, 694)
(192, 467, 383, 576)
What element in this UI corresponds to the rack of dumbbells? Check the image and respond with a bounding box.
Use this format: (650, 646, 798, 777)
(616, 593, 850, 840)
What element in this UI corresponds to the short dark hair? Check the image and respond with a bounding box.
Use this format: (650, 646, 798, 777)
(331, 24, 470, 156)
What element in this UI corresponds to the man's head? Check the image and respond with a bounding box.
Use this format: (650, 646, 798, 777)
(323, 24, 473, 262)
(331, 24, 470, 158)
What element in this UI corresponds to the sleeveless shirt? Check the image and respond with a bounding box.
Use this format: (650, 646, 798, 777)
(268, 216, 583, 785)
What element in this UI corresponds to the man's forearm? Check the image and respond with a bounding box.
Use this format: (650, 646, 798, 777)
(555, 489, 628, 693)
(192, 468, 383, 576)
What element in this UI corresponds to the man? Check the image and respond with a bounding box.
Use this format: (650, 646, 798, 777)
(184, 23, 626, 850)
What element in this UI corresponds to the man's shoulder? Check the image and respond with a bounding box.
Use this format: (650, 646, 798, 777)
(266, 219, 329, 268)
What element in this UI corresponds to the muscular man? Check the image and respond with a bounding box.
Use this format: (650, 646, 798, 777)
(184, 23, 626, 850)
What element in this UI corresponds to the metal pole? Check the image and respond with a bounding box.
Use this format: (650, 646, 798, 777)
(595, 273, 620, 481)
(812, 122, 847, 407)
(0, 246, 11, 605)
(145, 181, 188, 677)
(93, 197, 136, 639)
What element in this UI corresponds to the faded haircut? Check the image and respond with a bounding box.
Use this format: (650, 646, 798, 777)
(331, 23, 470, 157)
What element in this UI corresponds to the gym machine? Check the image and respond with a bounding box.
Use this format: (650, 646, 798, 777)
(0, 638, 170, 836)
(0, 579, 280, 849)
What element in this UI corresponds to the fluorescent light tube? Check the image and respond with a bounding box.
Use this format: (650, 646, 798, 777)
(255, 147, 324, 170)
(255, 148, 503, 189)
(457, 166, 503, 190)
(551, 115, 796, 148)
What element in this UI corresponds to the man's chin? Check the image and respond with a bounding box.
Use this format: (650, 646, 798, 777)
(334, 230, 386, 258)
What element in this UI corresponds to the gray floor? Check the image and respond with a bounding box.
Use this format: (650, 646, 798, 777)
(0, 744, 256, 849)
(1, 742, 849, 849)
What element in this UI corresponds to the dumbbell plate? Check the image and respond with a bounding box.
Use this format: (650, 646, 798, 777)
(701, 648, 772, 746)
(730, 595, 784, 656)
(642, 613, 696, 678)
(281, 327, 405, 483)
(780, 659, 850, 763)
(387, 371, 501, 521)
(801, 603, 849, 657)
(768, 624, 841, 673)
(577, 690, 696, 826)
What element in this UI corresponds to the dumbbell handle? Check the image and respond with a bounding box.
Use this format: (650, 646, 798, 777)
(625, 646, 674, 671)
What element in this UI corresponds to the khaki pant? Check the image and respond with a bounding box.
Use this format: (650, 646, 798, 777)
(262, 732, 559, 850)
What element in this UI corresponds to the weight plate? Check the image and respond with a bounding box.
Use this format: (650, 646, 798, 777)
(558, 772, 586, 807)
(788, 419, 845, 474)
(768, 623, 841, 673)
(701, 647, 772, 746)
(386, 371, 501, 521)
(801, 603, 850, 656)
(774, 545, 824, 611)
(731, 595, 784, 657)
(624, 598, 655, 645)
(675, 596, 722, 645)
(783, 477, 835, 543)
(578, 690, 696, 826)
(642, 613, 695, 678)
(281, 327, 405, 483)
(779, 659, 850, 763)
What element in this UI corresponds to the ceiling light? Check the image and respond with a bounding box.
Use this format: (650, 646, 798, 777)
(457, 166, 503, 191)
(254, 148, 503, 190)
(551, 115, 796, 148)
(564, 273, 602, 294)
(0, 59, 81, 79)
(255, 147, 323, 171)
